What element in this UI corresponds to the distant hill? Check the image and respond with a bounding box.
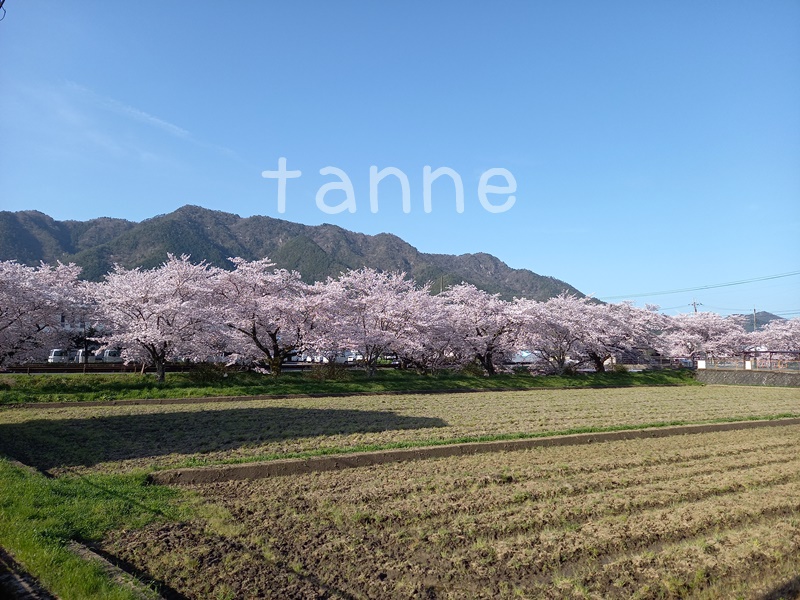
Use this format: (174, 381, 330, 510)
(731, 311, 785, 333)
(0, 205, 583, 301)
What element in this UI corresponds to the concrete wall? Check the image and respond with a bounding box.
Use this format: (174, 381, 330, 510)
(695, 369, 800, 387)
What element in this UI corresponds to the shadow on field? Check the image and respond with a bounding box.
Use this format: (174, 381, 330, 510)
(0, 407, 447, 471)
(760, 575, 800, 600)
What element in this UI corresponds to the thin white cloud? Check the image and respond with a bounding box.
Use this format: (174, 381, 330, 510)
(5, 79, 255, 172)
(64, 81, 245, 162)
(66, 81, 190, 139)
(101, 96, 191, 139)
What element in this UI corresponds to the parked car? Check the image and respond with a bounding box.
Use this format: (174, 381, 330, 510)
(47, 348, 70, 363)
(98, 348, 124, 363)
(75, 349, 98, 363)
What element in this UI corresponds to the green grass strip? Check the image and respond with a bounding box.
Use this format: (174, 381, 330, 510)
(167, 412, 800, 470)
(0, 460, 192, 599)
(0, 369, 699, 405)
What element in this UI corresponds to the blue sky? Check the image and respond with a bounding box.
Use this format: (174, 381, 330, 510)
(1, 1, 798, 317)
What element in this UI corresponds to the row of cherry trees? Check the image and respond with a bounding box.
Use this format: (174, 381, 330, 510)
(1, 256, 798, 380)
(0, 261, 82, 367)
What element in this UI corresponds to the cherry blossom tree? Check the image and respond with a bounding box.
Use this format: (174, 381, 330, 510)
(11, 249, 777, 381)
(577, 301, 669, 371)
(310, 268, 425, 376)
(384, 286, 460, 373)
(0, 261, 82, 366)
(661, 312, 747, 360)
(753, 318, 800, 353)
(574, 301, 625, 372)
(88, 255, 221, 382)
(440, 283, 519, 375)
(210, 258, 317, 376)
(514, 294, 589, 374)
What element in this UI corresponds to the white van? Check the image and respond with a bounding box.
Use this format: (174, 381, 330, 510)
(47, 349, 70, 363)
(75, 349, 98, 363)
(98, 348, 124, 363)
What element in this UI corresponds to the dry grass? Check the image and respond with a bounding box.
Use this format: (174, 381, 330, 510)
(0, 385, 797, 474)
(2, 385, 799, 598)
(102, 425, 800, 599)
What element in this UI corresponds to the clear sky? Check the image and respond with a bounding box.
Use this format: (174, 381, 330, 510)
(1, 1, 798, 317)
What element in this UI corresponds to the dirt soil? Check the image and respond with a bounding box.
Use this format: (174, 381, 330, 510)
(149, 417, 800, 485)
(3, 386, 798, 476)
(102, 425, 800, 599)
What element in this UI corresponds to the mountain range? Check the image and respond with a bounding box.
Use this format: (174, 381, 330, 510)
(0, 205, 583, 301)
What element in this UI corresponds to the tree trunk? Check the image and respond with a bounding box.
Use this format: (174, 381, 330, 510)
(155, 359, 166, 383)
(477, 352, 496, 376)
(589, 352, 606, 373)
(269, 355, 283, 377)
(366, 360, 377, 377)
(146, 345, 167, 382)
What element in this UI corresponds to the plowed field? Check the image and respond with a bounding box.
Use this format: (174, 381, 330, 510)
(103, 425, 800, 599)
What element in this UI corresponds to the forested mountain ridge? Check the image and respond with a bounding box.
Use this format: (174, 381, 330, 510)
(0, 205, 583, 300)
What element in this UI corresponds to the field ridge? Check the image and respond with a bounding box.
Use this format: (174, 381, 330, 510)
(149, 416, 800, 485)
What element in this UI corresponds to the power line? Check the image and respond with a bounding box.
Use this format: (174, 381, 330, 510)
(701, 305, 800, 315)
(702, 305, 752, 312)
(600, 270, 800, 300)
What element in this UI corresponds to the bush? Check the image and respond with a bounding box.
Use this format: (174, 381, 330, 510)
(308, 362, 351, 382)
(186, 363, 230, 385)
(458, 361, 488, 377)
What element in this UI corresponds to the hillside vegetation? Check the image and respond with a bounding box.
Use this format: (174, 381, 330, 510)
(0, 205, 581, 300)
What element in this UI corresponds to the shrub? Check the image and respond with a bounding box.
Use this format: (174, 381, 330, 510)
(309, 362, 351, 382)
(459, 361, 488, 377)
(187, 363, 230, 385)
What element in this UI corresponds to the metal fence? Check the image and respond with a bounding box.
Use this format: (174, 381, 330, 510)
(701, 353, 800, 372)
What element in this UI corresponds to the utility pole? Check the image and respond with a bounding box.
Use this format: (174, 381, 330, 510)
(753, 308, 757, 332)
(690, 299, 702, 313)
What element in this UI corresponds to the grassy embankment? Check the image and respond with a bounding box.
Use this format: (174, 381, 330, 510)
(0, 368, 698, 404)
(0, 459, 195, 599)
